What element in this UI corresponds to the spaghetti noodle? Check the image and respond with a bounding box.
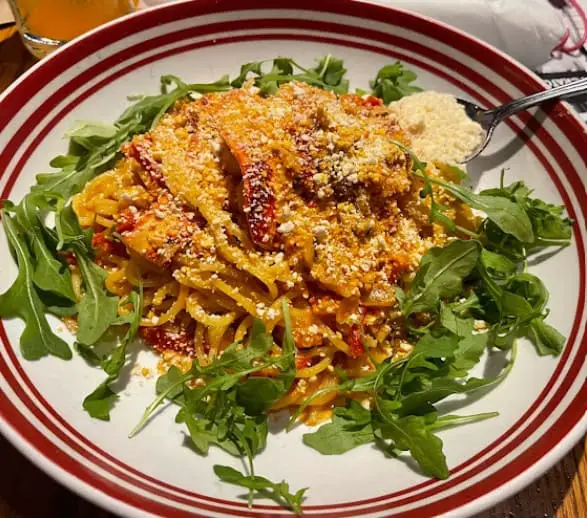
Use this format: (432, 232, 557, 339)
(72, 81, 475, 415)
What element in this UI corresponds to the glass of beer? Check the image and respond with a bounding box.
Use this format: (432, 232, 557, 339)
(7, 0, 136, 59)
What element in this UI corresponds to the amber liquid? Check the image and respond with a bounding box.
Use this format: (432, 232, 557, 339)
(8, 0, 136, 58)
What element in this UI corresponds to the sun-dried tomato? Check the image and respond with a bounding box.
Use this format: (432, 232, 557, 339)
(363, 96, 383, 107)
(295, 355, 313, 370)
(115, 209, 137, 233)
(348, 324, 365, 359)
(91, 231, 128, 257)
(140, 325, 191, 354)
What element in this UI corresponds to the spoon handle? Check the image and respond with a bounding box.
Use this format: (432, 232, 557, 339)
(487, 77, 587, 121)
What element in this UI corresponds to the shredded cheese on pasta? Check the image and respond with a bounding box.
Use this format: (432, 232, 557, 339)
(72, 82, 477, 419)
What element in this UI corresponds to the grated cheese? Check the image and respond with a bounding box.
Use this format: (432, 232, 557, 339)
(390, 91, 484, 164)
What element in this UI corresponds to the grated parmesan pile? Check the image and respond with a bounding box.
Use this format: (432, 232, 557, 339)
(390, 91, 484, 164)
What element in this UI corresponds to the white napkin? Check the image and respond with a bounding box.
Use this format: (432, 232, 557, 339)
(141, 0, 567, 69)
(0, 0, 14, 26)
(380, 0, 566, 69)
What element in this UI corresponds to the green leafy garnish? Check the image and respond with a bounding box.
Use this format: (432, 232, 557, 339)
(370, 62, 422, 103)
(12, 194, 76, 302)
(128, 304, 297, 509)
(430, 178, 535, 243)
(130, 310, 295, 436)
(303, 401, 375, 454)
(402, 239, 481, 315)
(214, 465, 307, 514)
(230, 55, 349, 95)
(83, 289, 143, 420)
(377, 415, 449, 479)
(302, 333, 515, 479)
(0, 211, 72, 360)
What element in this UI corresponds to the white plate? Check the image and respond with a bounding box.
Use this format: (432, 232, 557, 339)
(0, 1, 585, 516)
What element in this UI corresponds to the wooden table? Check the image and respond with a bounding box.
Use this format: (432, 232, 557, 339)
(1, 31, 586, 518)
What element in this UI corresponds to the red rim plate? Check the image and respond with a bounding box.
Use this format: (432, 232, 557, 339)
(0, 1, 585, 517)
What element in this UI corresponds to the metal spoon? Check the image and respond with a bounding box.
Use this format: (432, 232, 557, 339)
(458, 77, 587, 163)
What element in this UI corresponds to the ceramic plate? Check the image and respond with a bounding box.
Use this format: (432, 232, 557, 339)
(0, 1, 585, 516)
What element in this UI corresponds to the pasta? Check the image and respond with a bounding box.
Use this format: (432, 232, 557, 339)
(72, 81, 475, 416)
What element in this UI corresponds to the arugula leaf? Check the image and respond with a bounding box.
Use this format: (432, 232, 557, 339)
(75, 341, 104, 366)
(233, 55, 350, 96)
(451, 333, 489, 375)
(370, 62, 422, 103)
(303, 401, 375, 454)
(481, 180, 572, 245)
(156, 365, 187, 402)
(82, 290, 142, 420)
(235, 377, 287, 416)
(403, 240, 481, 315)
(526, 197, 573, 243)
(288, 353, 413, 431)
(55, 200, 120, 346)
(430, 178, 534, 243)
(237, 301, 297, 413)
(129, 368, 194, 437)
(214, 465, 307, 514)
(66, 122, 118, 150)
(231, 61, 265, 88)
(129, 307, 298, 510)
(49, 154, 79, 169)
(397, 375, 502, 417)
(310, 55, 349, 93)
(528, 317, 565, 356)
(507, 273, 548, 313)
(102, 291, 142, 376)
(131, 313, 293, 436)
(302, 322, 511, 479)
(30, 230, 76, 301)
(178, 384, 268, 458)
(440, 303, 474, 337)
(0, 212, 72, 360)
(75, 255, 120, 345)
(427, 412, 499, 431)
(397, 143, 535, 244)
(450, 292, 483, 316)
(377, 415, 449, 479)
(180, 410, 241, 456)
(55, 203, 92, 253)
(411, 332, 459, 359)
(211, 318, 272, 372)
(479, 249, 516, 279)
(477, 270, 566, 355)
(13, 194, 76, 302)
(253, 59, 293, 96)
(476, 259, 504, 312)
(82, 383, 118, 421)
(390, 140, 474, 236)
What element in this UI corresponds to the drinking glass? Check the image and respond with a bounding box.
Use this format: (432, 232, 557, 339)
(7, 0, 136, 59)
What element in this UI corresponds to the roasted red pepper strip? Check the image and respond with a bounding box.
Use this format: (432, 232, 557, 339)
(242, 160, 276, 248)
(348, 324, 364, 358)
(128, 137, 166, 190)
(221, 132, 276, 248)
(348, 306, 367, 358)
